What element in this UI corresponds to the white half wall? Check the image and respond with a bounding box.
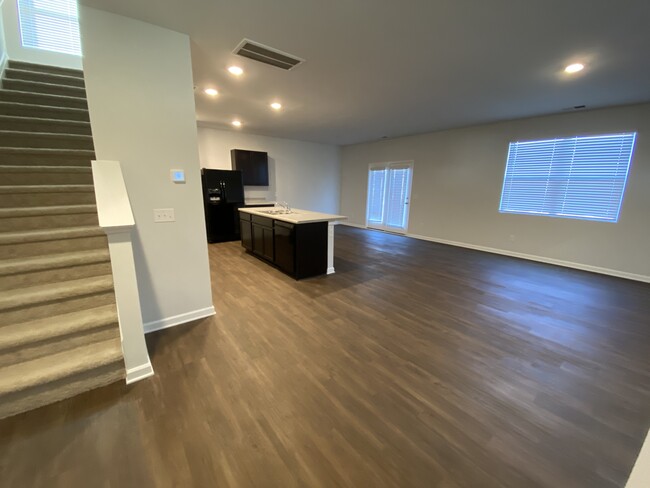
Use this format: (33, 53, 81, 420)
(198, 126, 341, 213)
(340, 103, 650, 280)
(0, 0, 82, 69)
(80, 7, 214, 329)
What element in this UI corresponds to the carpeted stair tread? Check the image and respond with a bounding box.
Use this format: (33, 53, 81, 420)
(0, 115, 91, 134)
(0, 184, 95, 194)
(0, 225, 104, 245)
(2, 79, 86, 98)
(0, 147, 94, 157)
(0, 337, 122, 397)
(0, 204, 96, 218)
(0, 165, 92, 174)
(0, 89, 87, 108)
(0, 304, 118, 353)
(0, 249, 110, 276)
(7, 61, 84, 79)
(0, 130, 93, 142)
(0, 101, 90, 121)
(0, 274, 114, 312)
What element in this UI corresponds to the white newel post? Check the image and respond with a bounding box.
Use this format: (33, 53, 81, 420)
(92, 160, 154, 384)
(327, 221, 336, 274)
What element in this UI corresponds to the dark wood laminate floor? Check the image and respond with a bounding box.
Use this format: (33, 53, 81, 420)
(1, 226, 649, 488)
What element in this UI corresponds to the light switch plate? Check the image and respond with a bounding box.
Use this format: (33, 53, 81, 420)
(153, 208, 175, 222)
(171, 169, 185, 183)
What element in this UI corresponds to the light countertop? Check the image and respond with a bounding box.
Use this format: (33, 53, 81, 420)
(239, 207, 347, 224)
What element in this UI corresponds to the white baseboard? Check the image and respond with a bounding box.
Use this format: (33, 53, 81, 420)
(339, 221, 367, 229)
(125, 360, 154, 385)
(143, 306, 216, 334)
(327, 267, 335, 274)
(407, 233, 650, 283)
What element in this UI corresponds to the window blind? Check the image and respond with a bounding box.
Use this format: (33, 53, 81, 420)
(385, 167, 409, 227)
(499, 133, 636, 222)
(18, 0, 82, 56)
(367, 168, 386, 223)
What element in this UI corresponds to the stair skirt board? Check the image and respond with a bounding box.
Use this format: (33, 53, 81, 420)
(0, 61, 128, 419)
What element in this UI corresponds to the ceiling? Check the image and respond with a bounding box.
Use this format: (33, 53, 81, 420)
(80, 0, 650, 146)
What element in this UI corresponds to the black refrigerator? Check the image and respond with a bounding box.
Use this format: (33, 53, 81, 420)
(201, 169, 245, 243)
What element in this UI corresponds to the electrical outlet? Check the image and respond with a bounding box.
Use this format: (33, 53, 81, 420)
(153, 208, 175, 222)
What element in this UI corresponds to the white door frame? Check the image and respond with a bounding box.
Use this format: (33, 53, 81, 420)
(366, 161, 414, 234)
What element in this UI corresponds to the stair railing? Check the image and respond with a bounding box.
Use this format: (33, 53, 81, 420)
(91, 160, 153, 384)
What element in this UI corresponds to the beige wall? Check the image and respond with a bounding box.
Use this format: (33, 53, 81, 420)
(198, 126, 341, 213)
(80, 7, 213, 329)
(341, 103, 650, 280)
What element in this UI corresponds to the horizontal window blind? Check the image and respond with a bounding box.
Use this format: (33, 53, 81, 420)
(499, 133, 636, 222)
(367, 168, 387, 223)
(385, 167, 409, 228)
(18, 0, 82, 56)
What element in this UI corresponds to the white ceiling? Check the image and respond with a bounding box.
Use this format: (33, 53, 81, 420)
(80, 0, 650, 145)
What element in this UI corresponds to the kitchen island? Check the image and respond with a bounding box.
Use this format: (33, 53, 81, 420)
(238, 207, 347, 279)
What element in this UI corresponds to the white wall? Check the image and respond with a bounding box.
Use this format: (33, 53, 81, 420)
(0, 2, 7, 73)
(341, 103, 650, 281)
(0, 0, 82, 69)
(80, 7, 214, 329)
(198, 126, 341, 213)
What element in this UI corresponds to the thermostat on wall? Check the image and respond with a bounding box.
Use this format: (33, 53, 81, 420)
(171, 169, 185, 183)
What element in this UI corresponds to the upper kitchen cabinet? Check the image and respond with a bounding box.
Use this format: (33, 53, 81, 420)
(231, 149, 269, 186)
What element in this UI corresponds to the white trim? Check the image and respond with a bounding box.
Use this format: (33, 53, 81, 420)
(143, 306, 216, 334)
(327, 267, 335, 275)
(125, 360, 154, 385)
(406, 233, 650, 283)
(0, 54, 8, 83)
(339, 221, 367, 229)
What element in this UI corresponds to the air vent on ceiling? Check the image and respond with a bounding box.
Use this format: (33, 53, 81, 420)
(233, 39, 304, 71)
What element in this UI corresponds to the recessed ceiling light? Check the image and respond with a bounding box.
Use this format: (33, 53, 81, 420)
(228, 66, 244, 76)
(565, 63, 585, 74)
(204, 88, 218, 96)
(232, 120, 242, 127)
(270, 102, 282, 110)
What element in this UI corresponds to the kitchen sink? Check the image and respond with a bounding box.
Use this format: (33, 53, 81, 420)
(259, 209, 294, 215)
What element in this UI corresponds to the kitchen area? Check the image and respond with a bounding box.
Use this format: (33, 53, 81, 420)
(201, 147, 345, 279)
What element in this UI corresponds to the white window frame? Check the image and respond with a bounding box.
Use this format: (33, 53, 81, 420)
(499, 132, 636, 223)
(17, 0, 82, 56)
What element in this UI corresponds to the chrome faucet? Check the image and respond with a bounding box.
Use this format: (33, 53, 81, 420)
(277, 201, 291, 213)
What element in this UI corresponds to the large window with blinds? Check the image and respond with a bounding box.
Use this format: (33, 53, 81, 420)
(499, 133, 636, 222)
(17, 0, 82, 56)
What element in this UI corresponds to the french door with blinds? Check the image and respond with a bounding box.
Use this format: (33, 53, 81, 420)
(366, 162, 413, 233)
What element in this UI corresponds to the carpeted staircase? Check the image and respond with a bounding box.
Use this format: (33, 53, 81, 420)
(0, 60, 125, 419)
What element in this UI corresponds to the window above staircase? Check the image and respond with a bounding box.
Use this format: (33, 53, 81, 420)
(17, 0, 82, 56)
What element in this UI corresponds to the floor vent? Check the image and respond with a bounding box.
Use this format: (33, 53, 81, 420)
(233, 39, 303, 71)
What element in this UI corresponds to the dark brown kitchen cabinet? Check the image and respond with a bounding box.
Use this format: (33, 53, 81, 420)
(240, 211, 328, 280)
(274, 221, 295, 275)
(251, 215, 274, 262)
(240, 217, 253, 251)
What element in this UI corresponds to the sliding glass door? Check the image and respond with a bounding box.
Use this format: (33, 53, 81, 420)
(366, 162, 413, 233)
